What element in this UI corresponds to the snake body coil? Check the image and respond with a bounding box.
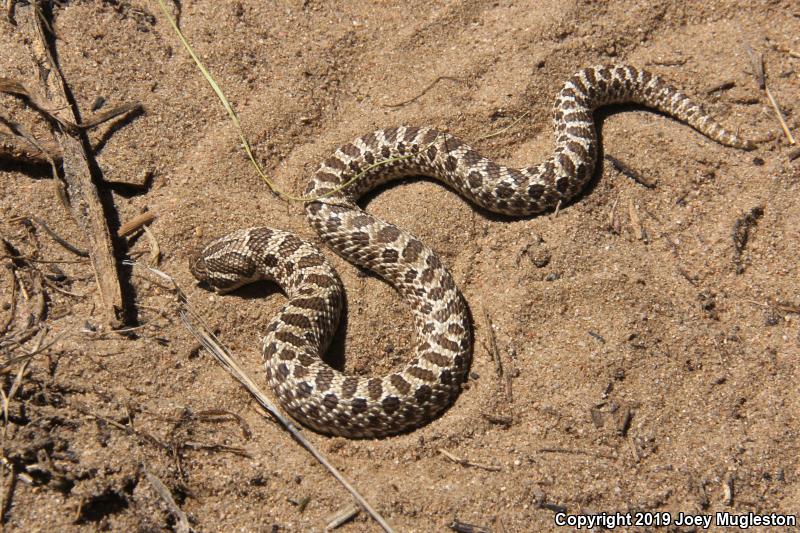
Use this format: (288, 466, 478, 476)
(191, 65, 752, 438)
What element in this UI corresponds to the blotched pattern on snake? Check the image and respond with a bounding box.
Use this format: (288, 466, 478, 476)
(190, 64, 752, 438)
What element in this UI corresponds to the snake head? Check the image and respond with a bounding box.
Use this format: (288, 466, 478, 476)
(188, 234, 259, 294)
(188, 251, 213, 285)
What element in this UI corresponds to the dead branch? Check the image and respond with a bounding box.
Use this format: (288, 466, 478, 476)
(20, 3, 125, 326)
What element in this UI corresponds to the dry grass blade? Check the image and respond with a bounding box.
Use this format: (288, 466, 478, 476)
(537, 447, 616, 461)
(76, 102, 142, 131)
(0, 77, 74, 132)
(482, 308, 512, 403)
(153, 0, 445, 206)
(384, 75, 464, 108)
(181, 441, 250, 457)
(765, 87, 796, 145)
(0, 78, 31, 97)
(2, 330, 45, 436)
(143, 465, 192, 533)
(742, 42, 795, 145)
(78, 407, 167, 449)
(475, 111, 530, 142)
(127, 262, 396, 533)
(195, 409, 252, 439)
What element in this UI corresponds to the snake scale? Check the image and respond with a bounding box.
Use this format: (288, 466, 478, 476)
(190, 64, 752, 438)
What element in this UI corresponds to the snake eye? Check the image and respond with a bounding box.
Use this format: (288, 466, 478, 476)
(188, 254, 209, 282)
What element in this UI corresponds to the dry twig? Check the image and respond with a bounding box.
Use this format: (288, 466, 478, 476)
(449, 520, 492, 533)
(325, 504, 360, 531)
(439, 448, 501, 472)
(11, 216, 88, 257)
(482, 309, 512, 403)
(385, 76, 464, 107)
(706, 80, 735, 94)
(118, 211, 156, 238)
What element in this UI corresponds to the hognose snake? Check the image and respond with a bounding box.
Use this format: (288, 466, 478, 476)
(190, 64, 753, 438)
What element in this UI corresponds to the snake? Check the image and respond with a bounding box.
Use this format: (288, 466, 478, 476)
(190, 64, 753, 438)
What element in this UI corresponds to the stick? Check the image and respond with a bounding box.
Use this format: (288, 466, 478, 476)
(743, 42, 795, 145)
(118, 211, 156, 238)
(21, 2, 124, 326)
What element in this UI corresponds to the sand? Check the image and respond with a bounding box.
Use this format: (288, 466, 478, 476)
(0, 1, 798, 531)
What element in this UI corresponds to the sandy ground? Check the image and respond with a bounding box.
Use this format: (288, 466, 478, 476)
(1, 1, 799, 531)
